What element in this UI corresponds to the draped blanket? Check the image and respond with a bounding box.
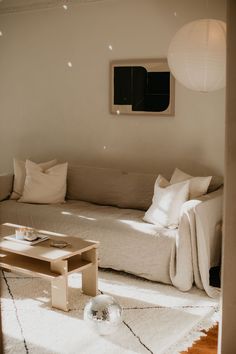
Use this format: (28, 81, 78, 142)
(171, 188, 223, 297)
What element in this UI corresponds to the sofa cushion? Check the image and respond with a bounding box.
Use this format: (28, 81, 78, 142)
(208, 175, 224, 193)
(19, 161, 68, 204)
(143, 175, 190, 228)
(170, 168, 212, 199)
(66, 165, 157, 211)
(11, 158, 58, 200)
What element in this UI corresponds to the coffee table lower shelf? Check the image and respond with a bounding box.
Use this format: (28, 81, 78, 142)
(0, 250, 98, 311)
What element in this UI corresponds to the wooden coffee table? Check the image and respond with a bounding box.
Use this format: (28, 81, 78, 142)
(0, 223, 99, 311)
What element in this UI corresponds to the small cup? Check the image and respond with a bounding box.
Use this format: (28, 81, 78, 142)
(15, 229, 25, 240)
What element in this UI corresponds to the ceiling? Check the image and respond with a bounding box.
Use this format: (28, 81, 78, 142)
(0, 0, 105, 14)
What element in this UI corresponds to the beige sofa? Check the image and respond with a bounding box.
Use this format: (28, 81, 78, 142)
(0, 165, 223, 297)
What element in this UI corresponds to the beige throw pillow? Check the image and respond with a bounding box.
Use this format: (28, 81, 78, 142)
(143, 175, 190, 228)
(19, 160, 68, 204)
(10, 158, 57, 200)
(170, 168, 212, 199)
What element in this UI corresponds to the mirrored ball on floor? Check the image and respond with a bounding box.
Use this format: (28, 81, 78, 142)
(84, 294, 123, 335)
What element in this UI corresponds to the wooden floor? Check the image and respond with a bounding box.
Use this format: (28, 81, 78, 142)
(181, 325, 218, 354)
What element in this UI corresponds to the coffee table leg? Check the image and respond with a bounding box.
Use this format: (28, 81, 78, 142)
(50, 260, 69, 311)
(82, 248, 98, 296)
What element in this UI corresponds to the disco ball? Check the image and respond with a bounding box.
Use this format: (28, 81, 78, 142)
(84, 294, 123, 335)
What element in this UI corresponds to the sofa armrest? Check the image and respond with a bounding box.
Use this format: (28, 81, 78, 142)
(180, 187, 223, 214)
(0, 174, 13, 201)
(195, 188, 223, 265)
(180, 188, 223, 265)
(179, 188, 223, 297)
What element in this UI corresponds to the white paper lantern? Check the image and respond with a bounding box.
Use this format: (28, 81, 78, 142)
(167, 19, 226, 92)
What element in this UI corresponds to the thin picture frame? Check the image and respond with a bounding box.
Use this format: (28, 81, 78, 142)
(110, 58, 175, 116)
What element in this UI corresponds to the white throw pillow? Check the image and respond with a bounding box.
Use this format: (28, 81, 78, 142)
(170, 168, 212, 199)
(153, 174, 170, 190)
(143, 175, 190, 228)
(18, 160, 68, 204)
(10, 158, 57, 200)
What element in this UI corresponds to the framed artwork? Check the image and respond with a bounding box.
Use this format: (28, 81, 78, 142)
(110, 59, 175, 116)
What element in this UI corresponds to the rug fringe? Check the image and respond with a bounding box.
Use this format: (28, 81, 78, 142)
(164, 308, 219, 354)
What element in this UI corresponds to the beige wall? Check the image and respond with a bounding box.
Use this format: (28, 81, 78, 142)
(0, 0, 226, 177)
(220, 0, 236, 352)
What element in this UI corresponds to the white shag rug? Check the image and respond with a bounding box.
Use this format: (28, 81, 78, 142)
(1, 269, 219, 354)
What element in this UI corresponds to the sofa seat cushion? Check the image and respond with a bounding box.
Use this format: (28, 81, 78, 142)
(0, 200, 177, 284)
